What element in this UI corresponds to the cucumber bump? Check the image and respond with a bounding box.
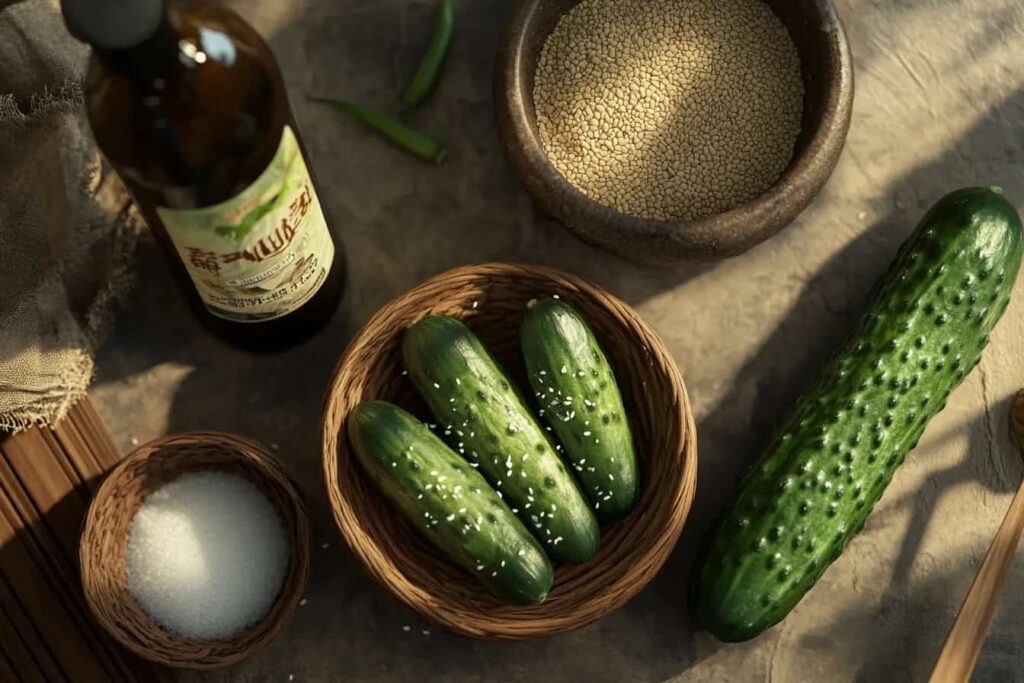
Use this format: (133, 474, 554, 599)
(348, 401, 553, 604)
(691, 187, 1023, 641)
(403, 316, 601, 564)
(520, 298, 639, 522)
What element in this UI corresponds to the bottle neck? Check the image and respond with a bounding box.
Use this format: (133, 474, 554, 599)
(93, 7, 177, 86)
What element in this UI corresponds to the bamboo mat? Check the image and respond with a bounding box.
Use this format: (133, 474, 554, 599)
(0, 399, 162, 682)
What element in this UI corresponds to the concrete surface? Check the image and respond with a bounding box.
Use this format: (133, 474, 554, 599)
(91, 0, 1024, 680)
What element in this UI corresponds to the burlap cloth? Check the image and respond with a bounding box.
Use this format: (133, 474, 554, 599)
(0, 0, 142, 431)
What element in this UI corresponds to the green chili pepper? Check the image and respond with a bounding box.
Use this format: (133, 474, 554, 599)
(307, 96, 448, 165)
(401, 0, 454, 109)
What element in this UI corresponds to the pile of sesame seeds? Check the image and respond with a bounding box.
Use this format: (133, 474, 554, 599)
(534, 0, 804, 222)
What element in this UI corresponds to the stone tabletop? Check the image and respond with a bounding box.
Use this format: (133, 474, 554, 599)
(92, 0, 1024, 680)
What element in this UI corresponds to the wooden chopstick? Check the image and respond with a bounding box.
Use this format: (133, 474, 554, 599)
(0, 486, 103, 681)
(0, 570, 65, 683)
(929, 481, 1024, 682)
(0, 429, 90, 567)
(0, 589, 51, 683)
(0, 642, 21, 683)
(0, 399, 162, 682)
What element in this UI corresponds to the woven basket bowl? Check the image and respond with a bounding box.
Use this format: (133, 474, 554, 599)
(322, 263, 697, 639)
(80, 432, 311, 669)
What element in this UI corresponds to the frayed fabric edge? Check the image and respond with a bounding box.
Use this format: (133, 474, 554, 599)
(0, 78, 84, 126)
(0, 385, 89, 433)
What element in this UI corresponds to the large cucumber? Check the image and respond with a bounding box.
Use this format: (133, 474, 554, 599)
(520, 298, 639, 522)
(692, 187, 1023, 642)
(403, 316, 600, 564)
(348, 401, 553, 604)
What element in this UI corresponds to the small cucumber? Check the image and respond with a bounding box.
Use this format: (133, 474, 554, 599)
(403, 316, 600, 564)
(348, 401, 553, 604)
(520, 298, 639, 522)
(692, 187, 1023, 642)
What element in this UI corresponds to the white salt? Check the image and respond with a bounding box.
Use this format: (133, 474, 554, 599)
(125, 470, 289, 640)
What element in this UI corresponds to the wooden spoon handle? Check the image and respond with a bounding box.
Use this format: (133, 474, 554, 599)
(930, 480, 1024, 683)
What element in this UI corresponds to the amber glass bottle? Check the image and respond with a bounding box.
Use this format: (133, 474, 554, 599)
(61, 0, 344, 351)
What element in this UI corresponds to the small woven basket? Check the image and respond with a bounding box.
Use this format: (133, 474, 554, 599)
(80, 432, 311, 669)
(322, 263, 697, 638)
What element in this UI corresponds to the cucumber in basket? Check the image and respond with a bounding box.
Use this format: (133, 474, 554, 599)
(691, 187, 1023, 642)
(348, 401, 553, 605)
(403, 316, 601, 564)
(520, 298, 639, 522)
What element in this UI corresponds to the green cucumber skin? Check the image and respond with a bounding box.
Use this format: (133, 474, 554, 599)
(348, 401, 553, 605)
(692, 188, 1023, 642)
(520, 298, 639, 522)
(403, 316, 601, 564)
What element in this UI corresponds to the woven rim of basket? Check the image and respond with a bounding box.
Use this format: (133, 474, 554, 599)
(80, 432, 311, 669)
(321, 262, 697, 639)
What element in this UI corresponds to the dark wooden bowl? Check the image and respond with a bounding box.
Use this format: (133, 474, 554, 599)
(494, 0, 855, 263)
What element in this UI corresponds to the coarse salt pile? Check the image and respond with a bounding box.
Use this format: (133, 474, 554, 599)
(534, 0, 804, 222)
(125, 471, 290, 640)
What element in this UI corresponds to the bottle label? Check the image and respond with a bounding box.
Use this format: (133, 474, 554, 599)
(156, 125, 335, 323)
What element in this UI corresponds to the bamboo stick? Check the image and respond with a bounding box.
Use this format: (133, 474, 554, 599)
(929, 390, 1024, 682)
(0, 398, 162, 682)
(0, 572, 65, 682)
(0, 643, 20, 683)
(929, 479, 1024, 683)
(0, 488, 106, 681)
(0, 590, 51, 683)
(1, 429, 90, 567)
